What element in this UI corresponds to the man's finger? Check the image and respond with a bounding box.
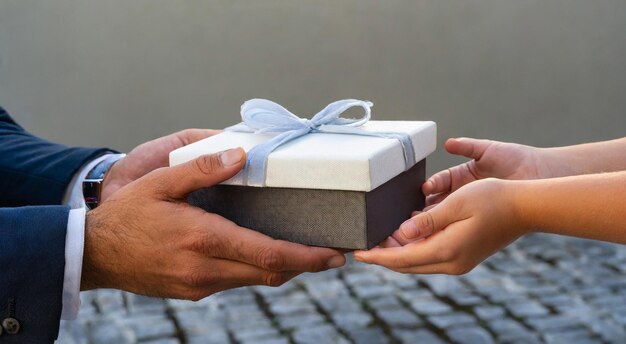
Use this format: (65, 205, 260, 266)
(203, 219, 346, 273)
(152, 148, 245, 198)
(186, 258, 300, 293)
(174, 129, 221, 146)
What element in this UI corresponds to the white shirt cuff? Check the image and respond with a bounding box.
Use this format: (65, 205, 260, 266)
(61, 208, 86, 320)
(61, 154, 119, 320)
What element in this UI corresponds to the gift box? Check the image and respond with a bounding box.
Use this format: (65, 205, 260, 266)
(170, 99, 436, 249)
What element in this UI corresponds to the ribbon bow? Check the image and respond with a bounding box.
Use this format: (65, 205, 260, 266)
(226, 99, 416, 186)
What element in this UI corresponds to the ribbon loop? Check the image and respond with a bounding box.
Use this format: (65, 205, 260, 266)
(226, 99, 415, 187)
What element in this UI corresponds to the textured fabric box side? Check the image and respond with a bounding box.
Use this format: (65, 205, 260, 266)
(187, 160, 425, 249)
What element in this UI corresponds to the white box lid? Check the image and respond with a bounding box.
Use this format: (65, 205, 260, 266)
(170, 120, 436, 192)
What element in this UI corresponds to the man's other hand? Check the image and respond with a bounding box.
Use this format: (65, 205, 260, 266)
(81, 148, 346, 300)
(101, 128, 219, 201)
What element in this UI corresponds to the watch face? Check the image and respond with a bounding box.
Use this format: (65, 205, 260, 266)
(83, 179, 102, 209)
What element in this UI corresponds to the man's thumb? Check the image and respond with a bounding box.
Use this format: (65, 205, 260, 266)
(156, 147, 246, 198)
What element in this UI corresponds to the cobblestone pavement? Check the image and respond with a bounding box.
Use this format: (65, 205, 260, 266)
(56, 234, 626, 344)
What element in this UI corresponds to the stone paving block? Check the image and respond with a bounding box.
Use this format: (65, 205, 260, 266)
(174, 309, 226, 335)
(589, 294, 626, 309)
(88, 320, 135, 344)
(525, 315, 584, 332)
(277, 312, 326, 330)
(365, 295, 403, 310)
(473, 306, 505, 321)
(214, 288, 257, 306)
(140, 338, 180, 344)
(317, 296, 362, 313)
(586, 318, 626, 343)
(375, 308, 422, 328)
(553, 301, 594, 316)
(352, 284, 395, 299)
(57, 320, 89, 344)
(505, 300, 550, 318)
(345, 326, 390, 344)
(593, 276, 626, 290)
(305, 280, 350, 300)
(447, 326, 495, 344)
(487, 318, 529, 340)
(240, 338, 289, 344)
(409, 296, 452, 316)
(487, 260, 530, 276)
(529, 285, 563, 298)
(232, 326, 280, 342)
(612, 313, 626, 325)
(331, 311, 373, 330)
(344, 272, 383, 286)
(292, 324, 350, 344)
(537, 294, 575, 309)
(421, 275, 471, 296)
(226, 318, 273, 332)
(392, 329, 446, 344)
(254, 282, 298, 299)
(481, 288, 528, 304)
(269, 298, 316, 316)
(447, 293, 484, 307)
(122, 315, 177, 341)
(295, 268, 341, 284)
(186, 330, 231, 344)
(543, 329, 600, 344)
(498, 333, 543, 344)
(94, 289, 126, 314)
(126, 294, 167, 314)
(379, 271, 418, 289)
(577, 286, 611, 299)
(509, 274, 542, 289)
(397, 288, 435, 303)
(428, 313, 476, 329)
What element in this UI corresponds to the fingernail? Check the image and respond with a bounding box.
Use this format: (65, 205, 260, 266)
(326, 255, 345, 269)
(219, 148, 244, 166)
(400, 218, 420, 239)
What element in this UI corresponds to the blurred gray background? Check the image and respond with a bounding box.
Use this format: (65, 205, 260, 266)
(1, 0, 625, 174)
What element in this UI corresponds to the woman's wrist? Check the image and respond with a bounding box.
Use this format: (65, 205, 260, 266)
(535, 147, 577, 179)
(505, 179, 540, 236)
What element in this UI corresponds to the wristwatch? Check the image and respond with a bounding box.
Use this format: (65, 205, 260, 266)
(83, 154, 126, 209)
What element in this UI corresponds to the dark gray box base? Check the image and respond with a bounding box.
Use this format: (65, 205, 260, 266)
(188, 159, 425, 249)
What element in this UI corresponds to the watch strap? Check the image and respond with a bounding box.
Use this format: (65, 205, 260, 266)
(83, 154, 126, 209)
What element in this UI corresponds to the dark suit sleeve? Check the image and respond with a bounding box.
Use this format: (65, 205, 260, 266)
(0, 206, 69, 343)
(0, 106, 116, 342)
(0, 106, 114, 206)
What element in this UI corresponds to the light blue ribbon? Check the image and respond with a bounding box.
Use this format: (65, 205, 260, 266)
(226, 99, 416, 186)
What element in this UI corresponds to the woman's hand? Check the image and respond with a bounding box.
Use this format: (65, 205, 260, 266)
(354, 178, 528, 275)
(423, 138, 550, 207)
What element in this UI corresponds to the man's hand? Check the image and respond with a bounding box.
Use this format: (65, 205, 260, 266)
(81, 148, 346, 300)
(423, 138, 551, 206)
(354, 178, 526, 275)
(101, 129, 219, 201)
